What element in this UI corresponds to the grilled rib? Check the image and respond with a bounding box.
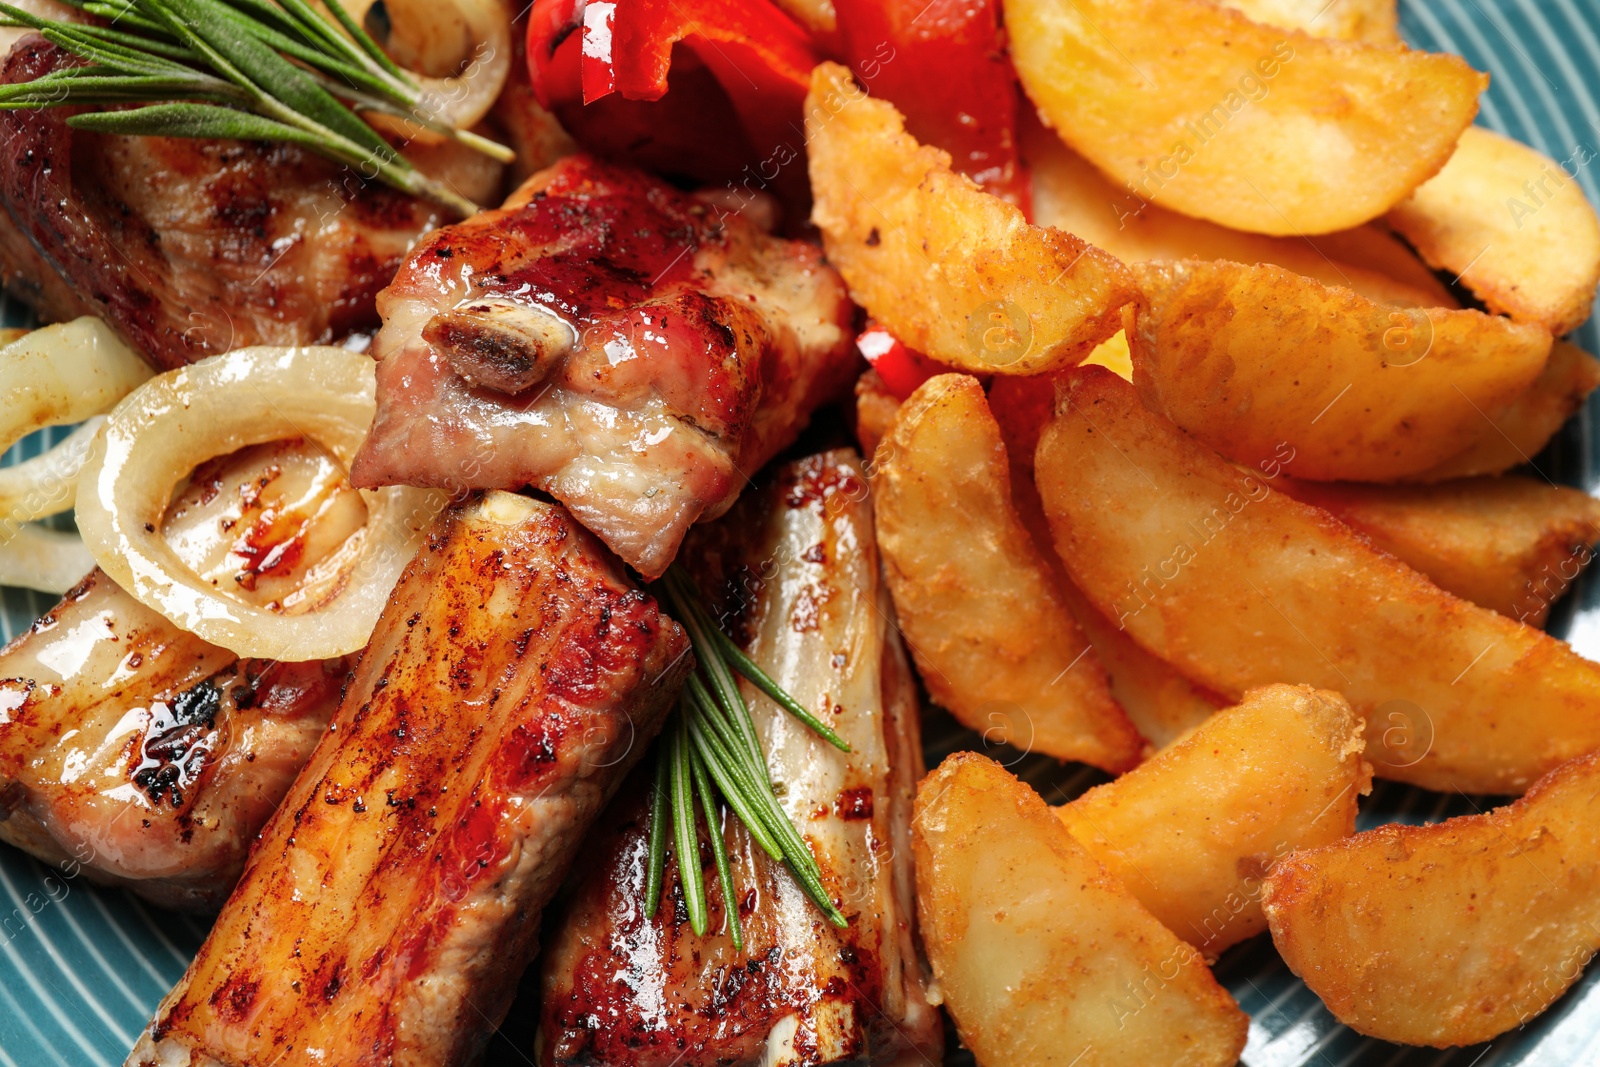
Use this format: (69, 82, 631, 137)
(0, 438, 364, 910)
(0, 36, 447, 368)
(537, 450, 942, 1067)
(126, 491, 690, 1067)
(348, 154, 856, 580)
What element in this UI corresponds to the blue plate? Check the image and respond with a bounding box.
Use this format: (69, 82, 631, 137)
(5, 1, 1600, 1062)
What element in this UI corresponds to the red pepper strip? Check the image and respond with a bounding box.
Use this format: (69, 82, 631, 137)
(834, 0, 1030, 211)
(857, 324, 948, 400)
(528, 0, 818, 172)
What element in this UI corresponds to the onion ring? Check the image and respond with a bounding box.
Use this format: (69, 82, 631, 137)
(343, 0, 512, 143)
(0, 318, 150, 529)
(75, 345, 446, 661)
(0, 524, 94, 595)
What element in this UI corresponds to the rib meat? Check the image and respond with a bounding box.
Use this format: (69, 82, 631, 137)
(0, 438, 364, 909)
(348, 154, 856, 579)
(0, 36, 445, 368)
(126, 491, 689, 1067)
(537, 450, 942, 1067)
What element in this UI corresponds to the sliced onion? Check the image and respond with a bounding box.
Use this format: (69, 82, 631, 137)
(0, 524, 94, 595)
(75, 346, 447, 661)
(0, 319, 151, 532)
(345, 0, 512, 142)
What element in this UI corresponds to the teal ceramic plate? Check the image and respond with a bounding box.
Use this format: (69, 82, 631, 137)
(5, 1, 1600, 1062)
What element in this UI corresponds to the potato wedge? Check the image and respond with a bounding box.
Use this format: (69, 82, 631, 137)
(1130, 259, 1553, 481)
(1004, 0, 1485, 235)
(1022, 116, 1456, 309)
(1279, 475, 1600, 626)
(1035, 366, 1600, 794)
(915, 752, 1249, 1067)
(1221, 0, 1399, 42)
(805, 61, 1134, 375)
(1264, 751, 1600, 1046)
(1059, 684, 1369, 957)
(1389, 126, 1600, 335)
(876, 373, 1143, 771)
(987, 372, 1222, 747)
(1414, 338, 1600, 481)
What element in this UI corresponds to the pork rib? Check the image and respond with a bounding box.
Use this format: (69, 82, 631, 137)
(0, 438, 366, 910)
(537, 450, 942, 1066)
(126, 491, 689, 1067)
(0, 36, 444, 368)
(348, 155, 856, 579)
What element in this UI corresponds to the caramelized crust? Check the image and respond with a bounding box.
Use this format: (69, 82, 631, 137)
(0, 440, 364, 910)
(127, 492, 688, 1067)
(537, 452, 941, 1066)
(349, 155, 856, 579)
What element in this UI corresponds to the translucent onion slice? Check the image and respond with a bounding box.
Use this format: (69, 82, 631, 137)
(0, 417, 103, 524)
(0, 524, 94, 595)
(75, 345, 447, 661)
(0, 318, 150, 528)
(344, 0, 512, 143)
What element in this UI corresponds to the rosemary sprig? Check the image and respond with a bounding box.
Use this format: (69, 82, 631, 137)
(648, 564, 853, 947)
(0, 0, 512, 216)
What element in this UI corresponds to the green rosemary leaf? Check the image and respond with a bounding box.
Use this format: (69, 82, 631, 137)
(689, 743, 744, 953)
(669, 718, 707, 936)
(78, 5, 175, 37)
(716, 631, 853, 753)
(645, 739, 671, 918)
(662, 569, 765, 766)
(152, 0, 391, 156)
(65, 100, 320, 142)
(319, 0, 410, 84)
(685, 711, 783, 861)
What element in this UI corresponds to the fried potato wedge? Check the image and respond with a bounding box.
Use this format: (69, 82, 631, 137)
(805, 61, 1134, 375)
(1035, 367, 1600, 794)
(1130, 259, 1553, 481)
(1414, 339, 1600, 481)
(1279, 475, 1600, 626)
(1221, 0, 1399, 42)
(1264, 751, 1600, 1046)
(1059, 684, 1369, 957)
(1389, 126, 1600, 335)
(1022, 117, 1455, 308)
(915, 752, 1249, 1067)
(875, 373, 1143, 771)
(1004, 0, 1485, 235)
(987, 372, 1221, 747)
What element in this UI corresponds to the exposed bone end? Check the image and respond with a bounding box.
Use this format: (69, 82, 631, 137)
(423, 297, 574, 394)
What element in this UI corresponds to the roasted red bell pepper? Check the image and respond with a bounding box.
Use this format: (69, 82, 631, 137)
(834, 0, 1028, 210)
(856, 324, 948, 400)
(527, 0, 821, 212)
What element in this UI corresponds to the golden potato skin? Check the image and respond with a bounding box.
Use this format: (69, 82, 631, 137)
(1389, 126, 1600, 335)
(805, 62, 1134, 376)
(914, 752, 1249, 1067)
(1221, 0, 1399, 42)
(1414, 338, 1600, 481)
(1279, 475, 1600, 626)
(1264, 751, 1600, 1047)
(875, 373, 1143, 771)
(1058, 684, 1370, 958)
(1035, 367, 1600, 794)
(1021, 116, 1455, 309)
(1129, 259, 1553, 481)
(1005, 0, 1484, 235)
(987, 372, 1221, 747)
